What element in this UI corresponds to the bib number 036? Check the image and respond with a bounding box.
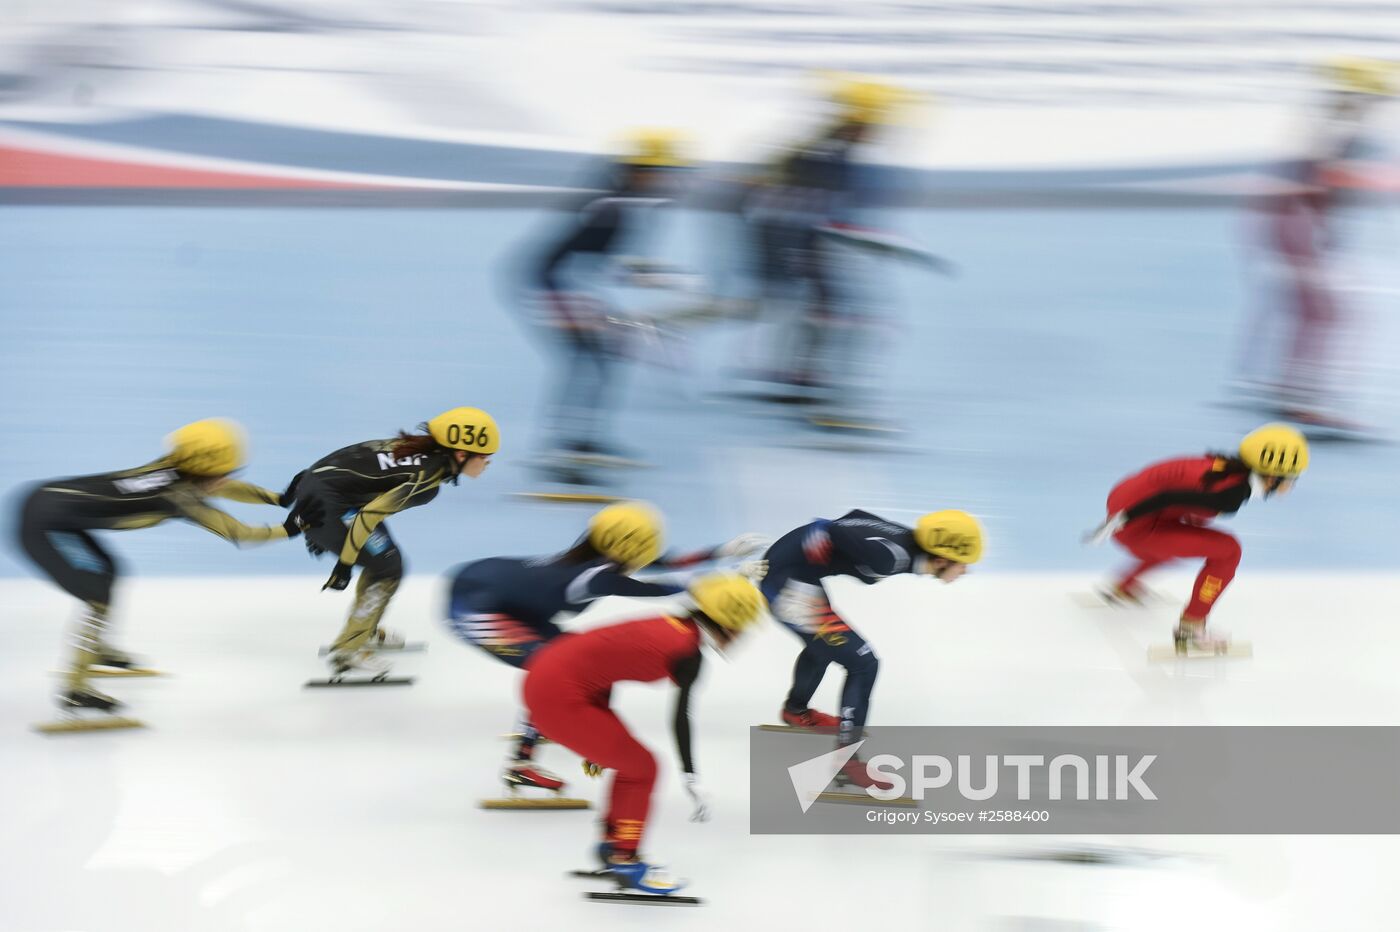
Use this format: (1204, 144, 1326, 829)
(444, 424, 492, 449)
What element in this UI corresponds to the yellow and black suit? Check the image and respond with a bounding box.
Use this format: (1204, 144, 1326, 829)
(293, 440, 456, 653)
(15, 459, 292, 690)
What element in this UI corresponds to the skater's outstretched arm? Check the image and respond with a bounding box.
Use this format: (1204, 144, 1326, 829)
(825, 519, 913, 578)
(335, 471, 445, 567)
(170, 497, 308, 547)
(671, 651, 710, 821)
(670, 652, 702, 774)
(210, 480, 282, 506)
(566, 566, 684, 605)
(652, 532, 772, 571)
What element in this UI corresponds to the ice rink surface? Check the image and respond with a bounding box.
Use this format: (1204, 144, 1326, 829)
(4, 572, 1399, 932)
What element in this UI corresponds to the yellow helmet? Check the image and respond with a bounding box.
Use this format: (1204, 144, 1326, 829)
(621, 128, 689, 168)
(829, 74, 908, 124)
(427, 407, 500, 454)
(166, 418, 246, 477)
(588, 501, 664, 570)
(1325, 56, 1396, 96)
(914, 510, 983, 564)
(688, 572, 766, 632)
(1239, 424, 1309, 478)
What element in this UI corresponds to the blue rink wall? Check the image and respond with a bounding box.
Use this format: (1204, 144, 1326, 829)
(1, 204, 1395, 578)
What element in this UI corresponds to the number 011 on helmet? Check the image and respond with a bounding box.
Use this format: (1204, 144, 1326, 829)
(1239, 424, 1309, 479)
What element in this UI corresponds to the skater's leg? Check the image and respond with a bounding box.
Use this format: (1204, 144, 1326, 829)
(784, 643, 830, 714)
(526, 689, 657, 856)
(445, 581, 558, 760)
(1112, 519, 1175, 594)
(830, 629, 877, 747)
(1125, 523, 1242, 622)
(793, 619, 879, 747)
(1179, 530, 1242, 622)
(769, 580, 835, 717)
(329, 528, 403, 654)
(17, 498, 118, 694)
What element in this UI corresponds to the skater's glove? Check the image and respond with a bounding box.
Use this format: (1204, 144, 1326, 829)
(737, 559, 769, 584)
(278, 471, 305, 508)
(682, 773, 710, 822)
(716, 532, 771, 560)
(1083, 512, 1126, 546)
(282, 500, 324, 539)
(582, 760, 603, 778)
(323, 561, 354, 591)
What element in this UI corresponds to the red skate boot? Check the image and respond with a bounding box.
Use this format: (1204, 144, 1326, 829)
(781, 707, 841, 732)
(504, 762, 566, 793)
(835, 757, 895, 792)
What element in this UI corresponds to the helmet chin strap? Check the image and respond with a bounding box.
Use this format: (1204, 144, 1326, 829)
(1249, 473, 1295, 499)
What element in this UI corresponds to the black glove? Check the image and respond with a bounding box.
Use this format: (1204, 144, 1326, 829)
(281, 499, 324, 540)
(323, 561, 354, 591)
(278, 471, 305, 508)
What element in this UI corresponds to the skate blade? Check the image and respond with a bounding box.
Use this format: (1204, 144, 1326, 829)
(479, 797, 591, 810)
(33, 716, 145, 734)
(756, 723, 841, 736)
(1147, 642, 1253, 662)
(807, 416, 900, 434)
(513, 491, 623, 504)
(316, 643, 426, 656)
(778, 436, 913, 456)
(303, 676, 415, 688)
(584, 892, 701, 906)
(817, 791, 917, 808)
(556, 453, 649, 470)
(1068, 592, 1154, 610)
(85, 666, 165, 678)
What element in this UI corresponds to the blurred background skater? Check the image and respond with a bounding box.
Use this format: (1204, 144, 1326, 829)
(516, 129, 696, 490)
(15, 419, 307, 731)
(446, 501, 768, 806)
(1085, 424, 1309, 657)
(1230, 57, 1397, 435)
(291, 407, 498, 684)
(761, 508, 982, 788)
(733, 74, 944, 431)
(524, 573, 765, 902)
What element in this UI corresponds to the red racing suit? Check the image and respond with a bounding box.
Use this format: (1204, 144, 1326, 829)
(1107, 454, 1252, 620)
(523, 615, 702, 855)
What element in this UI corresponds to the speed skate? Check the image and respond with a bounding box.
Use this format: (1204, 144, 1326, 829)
(32, 712, 146, 735)
(32, 692, 146, 734)
(569, 868, 702, 906)
(479, 762, 590, 810)
(1148, 640, 1254, 662)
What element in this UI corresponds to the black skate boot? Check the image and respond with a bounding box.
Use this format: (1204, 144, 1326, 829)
(58, 687, 123, 713)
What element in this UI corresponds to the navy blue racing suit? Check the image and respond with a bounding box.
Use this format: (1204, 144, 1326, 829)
(762, 509, 919, 746)
(445, 549, 701, 760)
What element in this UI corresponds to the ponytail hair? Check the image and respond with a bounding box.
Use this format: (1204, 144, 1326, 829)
(391, 426, 441, 460)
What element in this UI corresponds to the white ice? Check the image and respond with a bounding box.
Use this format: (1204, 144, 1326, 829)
(3, 572, 1398, 931)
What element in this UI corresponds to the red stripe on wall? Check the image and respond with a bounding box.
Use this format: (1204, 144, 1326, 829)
(0, 143, 386, 189)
